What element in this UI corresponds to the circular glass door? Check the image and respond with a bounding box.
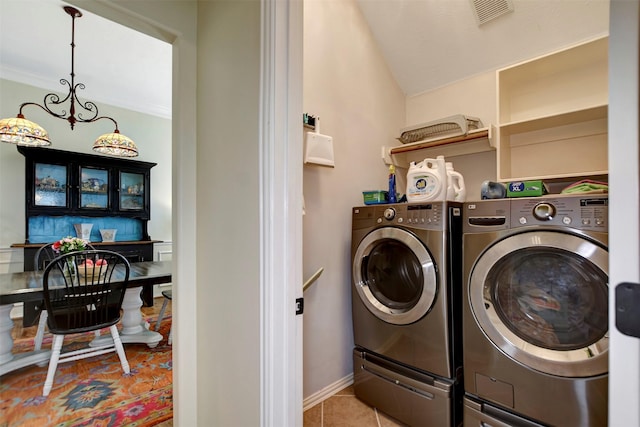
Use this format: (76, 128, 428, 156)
(353, 227, 437, 325)
(469, 231, 608, 377)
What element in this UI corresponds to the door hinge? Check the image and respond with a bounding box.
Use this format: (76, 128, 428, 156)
(295, 297, 304, 315)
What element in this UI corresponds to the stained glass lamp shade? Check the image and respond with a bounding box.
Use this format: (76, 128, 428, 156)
(93, 131, 139, 157)
(0, 115, 51, 146)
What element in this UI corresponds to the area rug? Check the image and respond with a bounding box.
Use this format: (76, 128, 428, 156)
(0, 316, 173, 427)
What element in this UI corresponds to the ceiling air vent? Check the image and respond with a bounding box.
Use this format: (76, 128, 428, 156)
(470, 0, 514, 26)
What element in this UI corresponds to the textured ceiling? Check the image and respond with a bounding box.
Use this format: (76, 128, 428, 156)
(0, 0, 610, 119)
(357, 0, 610, 96)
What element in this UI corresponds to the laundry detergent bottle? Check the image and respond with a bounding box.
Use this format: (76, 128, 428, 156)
(446, 162, 467, 202)
(446, 162, 456, 201)
(388, 164, 397, 203)
(406, 155, 447, 202)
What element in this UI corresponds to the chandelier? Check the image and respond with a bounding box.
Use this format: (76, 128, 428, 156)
(0, 6, 138, 157)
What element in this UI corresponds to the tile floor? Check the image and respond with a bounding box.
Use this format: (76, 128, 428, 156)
(156, 384, 402, 427)
(155, 384, 404, 427)
(304, 385, 406, 427)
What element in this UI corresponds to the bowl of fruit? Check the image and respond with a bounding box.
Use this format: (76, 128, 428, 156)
(78, 258, 108, 279)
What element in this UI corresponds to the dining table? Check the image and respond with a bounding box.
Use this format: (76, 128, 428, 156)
(0, 260, 172, 376)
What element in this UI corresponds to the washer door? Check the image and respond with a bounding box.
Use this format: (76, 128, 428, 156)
(469, 231, 608, 377)
(353, 227, 437, 325)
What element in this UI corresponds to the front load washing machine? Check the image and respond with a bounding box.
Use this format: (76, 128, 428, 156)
(351, 202, 463, 426)
(462, 195, 609, 426)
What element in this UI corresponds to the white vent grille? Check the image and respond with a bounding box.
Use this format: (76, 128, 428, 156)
(470, 0, 514, 26)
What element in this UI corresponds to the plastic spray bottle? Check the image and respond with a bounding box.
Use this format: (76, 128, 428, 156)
(388, 164, 397, 203)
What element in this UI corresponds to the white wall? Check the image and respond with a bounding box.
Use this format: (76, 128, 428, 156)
(195, 2, 261, 425)
(302, 0, 405, 400)
(0, 79, 172, 251)
(402, 73, 497, 201)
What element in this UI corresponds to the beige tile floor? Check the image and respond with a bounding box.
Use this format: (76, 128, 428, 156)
(304, 385, 406, 427)
(157, 385, 405, 427)
(156, 385, 403, 427)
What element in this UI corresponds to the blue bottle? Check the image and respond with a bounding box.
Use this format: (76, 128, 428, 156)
(388, 165, 397, 203)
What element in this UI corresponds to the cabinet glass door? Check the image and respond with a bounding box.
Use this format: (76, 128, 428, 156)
(34, 163, 68, 207)
(119, 171, 145, 211)
(80, 167, 109, 209)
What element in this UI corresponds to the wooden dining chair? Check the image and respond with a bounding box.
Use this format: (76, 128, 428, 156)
(155, 289, 173, 345)
(33, 242, 96, 351)
(41, 250, 131, 396)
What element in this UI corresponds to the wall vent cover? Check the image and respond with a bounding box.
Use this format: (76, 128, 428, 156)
(470, 0, 514, 26)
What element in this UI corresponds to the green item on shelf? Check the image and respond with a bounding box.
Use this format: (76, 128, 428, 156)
(506, 180, 547, 197)
(561, 180, 608, 194)
(362, 190, 388, 205)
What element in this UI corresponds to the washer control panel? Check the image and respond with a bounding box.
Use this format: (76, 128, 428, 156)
(511, 196, 608, 231)
(352, 202, 453, 231)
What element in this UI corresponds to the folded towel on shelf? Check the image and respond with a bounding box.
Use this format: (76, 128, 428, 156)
(560, 179, 608, 194)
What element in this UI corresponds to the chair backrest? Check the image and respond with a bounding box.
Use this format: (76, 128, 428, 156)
(34, 242, 96, 271)
(42, 250, 130, 335)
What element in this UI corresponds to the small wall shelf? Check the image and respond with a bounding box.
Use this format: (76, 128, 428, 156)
(385, 127, 494, 165)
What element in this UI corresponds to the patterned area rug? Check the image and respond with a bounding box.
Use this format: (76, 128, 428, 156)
(0, 316, 172, 427)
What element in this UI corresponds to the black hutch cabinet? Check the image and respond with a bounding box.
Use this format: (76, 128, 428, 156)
(18, 146, 155, 224)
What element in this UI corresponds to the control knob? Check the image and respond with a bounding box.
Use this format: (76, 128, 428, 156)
(383, 208, 396, 221)
(533, 202, 556, 221)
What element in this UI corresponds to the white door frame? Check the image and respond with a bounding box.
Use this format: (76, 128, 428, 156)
(260, 0, 304, 425)
(608, 1, 640, 425)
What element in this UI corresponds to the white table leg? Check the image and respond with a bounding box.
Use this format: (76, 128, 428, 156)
(0, 304, 51, 376)
(91, 286, 162, 348)
(0, 305, 14, 364)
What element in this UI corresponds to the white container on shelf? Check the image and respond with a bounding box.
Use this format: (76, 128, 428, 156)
(73, 223, 93, 240)
(100, 229, 117, 242)
(406, 155, 447, 202)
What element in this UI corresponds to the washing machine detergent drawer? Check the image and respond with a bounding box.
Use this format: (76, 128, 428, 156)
(353, 349, 458, 427)
(463, 395, 546, 427)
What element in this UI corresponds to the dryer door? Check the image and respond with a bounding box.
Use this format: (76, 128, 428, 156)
(353, 227, 437, 325)
(469, 230, 608, 377)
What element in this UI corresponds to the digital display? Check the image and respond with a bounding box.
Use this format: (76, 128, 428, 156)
(407, 204, 433, 210)
(580, 198, 608, 206)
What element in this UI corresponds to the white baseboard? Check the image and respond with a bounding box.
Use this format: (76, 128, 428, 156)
(303, 373, 354, 411)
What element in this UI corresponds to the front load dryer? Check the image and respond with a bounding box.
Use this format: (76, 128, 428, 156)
(351, 202, 463, 426)
(462, 195, 608, 426)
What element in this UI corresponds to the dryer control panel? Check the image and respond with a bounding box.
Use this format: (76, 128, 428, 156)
(352, 202, 457, 231)
(511, 195, 608, 231)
